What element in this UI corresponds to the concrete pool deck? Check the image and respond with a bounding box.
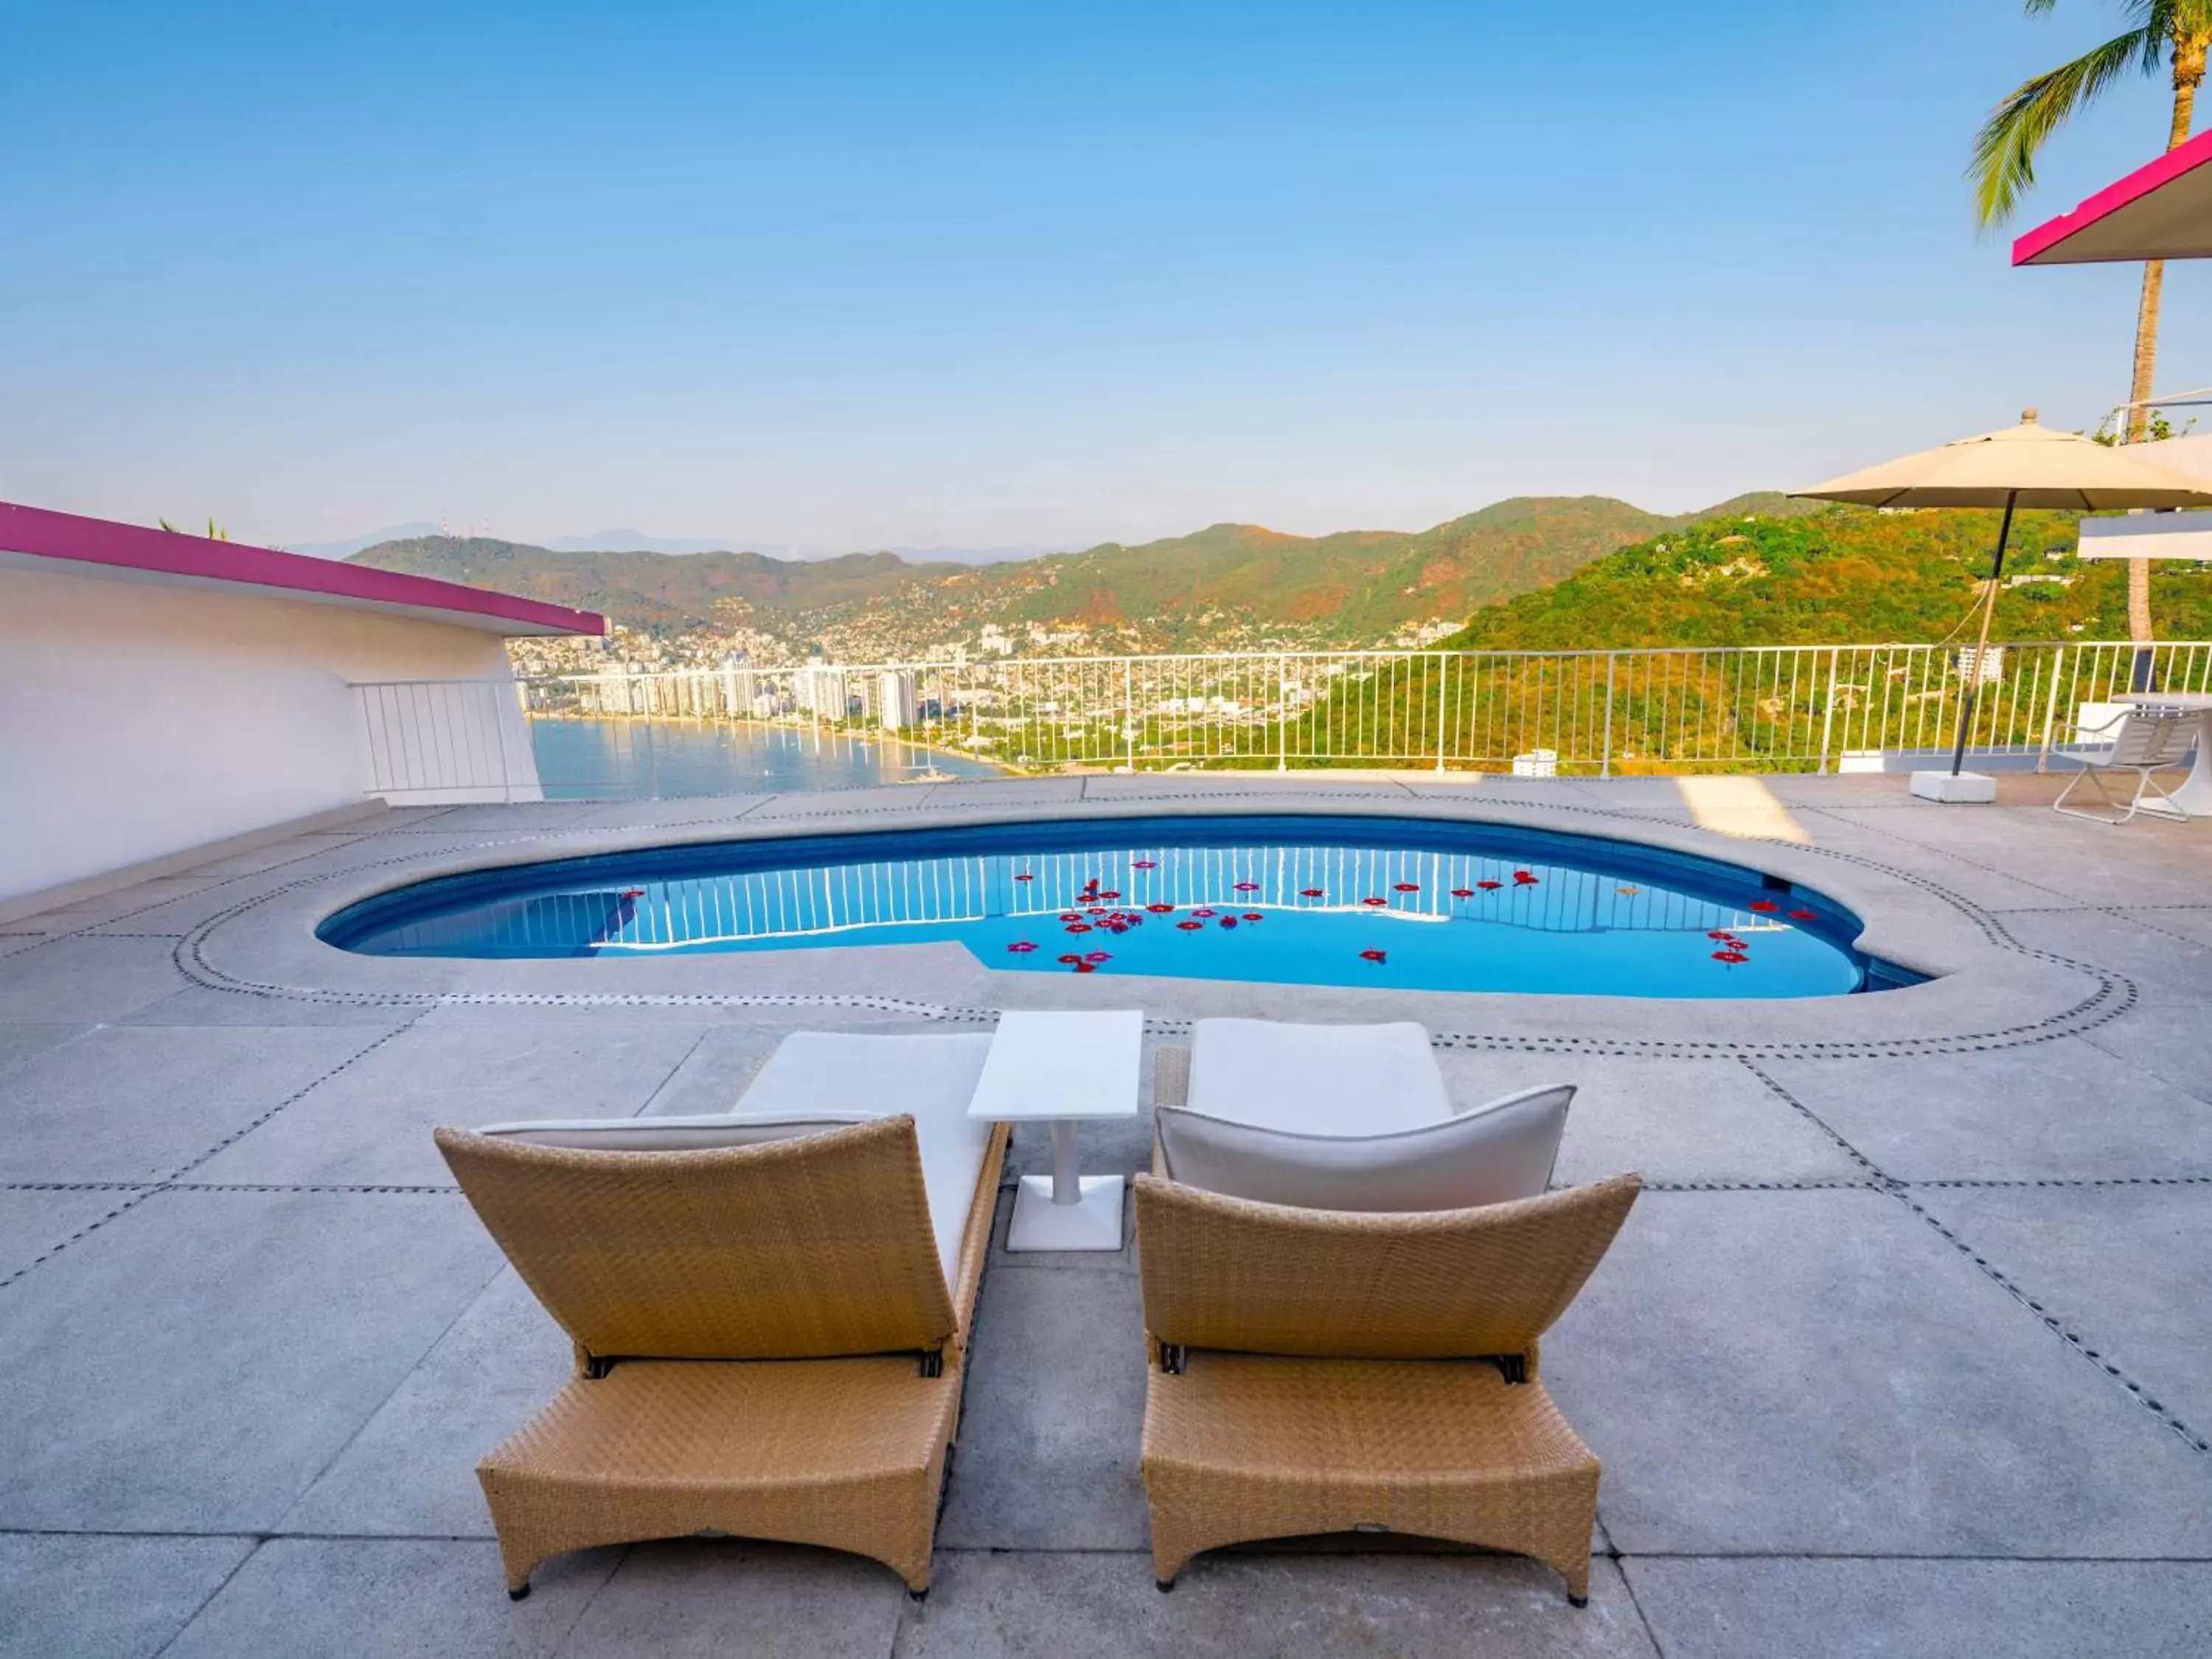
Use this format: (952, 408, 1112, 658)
(4, 770, 2211, 1655)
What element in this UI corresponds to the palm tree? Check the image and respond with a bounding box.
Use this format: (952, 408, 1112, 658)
(1972, 1, 2212, 652)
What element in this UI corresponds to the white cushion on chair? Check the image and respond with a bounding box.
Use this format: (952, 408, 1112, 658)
(1188, 1018, 1451, 1134)
(478, 1031, 996, 1285)
(1155, 1083, 1574, 1213)
(475, 1114, 870, 1152)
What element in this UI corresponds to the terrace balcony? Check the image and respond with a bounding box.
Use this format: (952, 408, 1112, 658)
(4, 764, 2211, 1656)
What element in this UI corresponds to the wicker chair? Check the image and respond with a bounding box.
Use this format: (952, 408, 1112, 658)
(435, 1113, 1007, 1599)
(1132, 1169, 1640, 1603)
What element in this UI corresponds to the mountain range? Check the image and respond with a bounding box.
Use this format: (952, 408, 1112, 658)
(347, 491, 1817, 654)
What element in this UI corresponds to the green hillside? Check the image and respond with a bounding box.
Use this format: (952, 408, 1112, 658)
(349, 538, 959, 632)
(1439, 504, 2212, 650)
(349, 492, 1812, 653)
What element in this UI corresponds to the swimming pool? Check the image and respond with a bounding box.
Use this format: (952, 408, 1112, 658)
(320, 815, 1913, 999)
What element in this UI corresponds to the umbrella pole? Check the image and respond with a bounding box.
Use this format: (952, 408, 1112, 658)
(1949, 490, 2018, 777)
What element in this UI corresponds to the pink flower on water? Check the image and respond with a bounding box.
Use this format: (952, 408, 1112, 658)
(1006, 941, 1037, 954)
(1233, 882, 1259, 892)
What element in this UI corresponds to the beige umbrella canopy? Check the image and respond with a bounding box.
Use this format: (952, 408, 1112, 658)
(1793, 409, 2212, 779)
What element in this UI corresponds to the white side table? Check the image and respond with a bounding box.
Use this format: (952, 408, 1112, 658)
(967, 1009, 1142, 1252)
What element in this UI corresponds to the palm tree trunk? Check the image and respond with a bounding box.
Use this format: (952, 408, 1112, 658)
(2124, 41, 2205, 675)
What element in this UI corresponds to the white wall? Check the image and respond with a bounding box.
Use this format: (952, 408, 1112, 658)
(0, 563, 537, 905)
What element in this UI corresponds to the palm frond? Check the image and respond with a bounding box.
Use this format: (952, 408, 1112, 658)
(1971, 28, 2149, 227)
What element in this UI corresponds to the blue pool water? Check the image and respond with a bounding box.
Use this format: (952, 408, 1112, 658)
(321, 816, 1912, 999)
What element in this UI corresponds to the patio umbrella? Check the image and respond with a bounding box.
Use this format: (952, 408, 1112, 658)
(1793, 409, 2212, 792)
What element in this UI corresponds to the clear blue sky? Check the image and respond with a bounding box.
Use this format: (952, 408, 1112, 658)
(6, 0, 2211, 553)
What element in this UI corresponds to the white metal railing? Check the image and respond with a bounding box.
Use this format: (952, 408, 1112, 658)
(351, 641, 2212, 799)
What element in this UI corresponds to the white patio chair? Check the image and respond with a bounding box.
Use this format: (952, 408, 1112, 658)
(2052, 707, 2197, 825)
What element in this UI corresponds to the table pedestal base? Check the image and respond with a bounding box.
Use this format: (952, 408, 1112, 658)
(1006, 1174, 1124, 1252)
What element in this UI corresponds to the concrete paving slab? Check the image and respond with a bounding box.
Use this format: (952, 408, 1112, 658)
(0, 1024, 401, 1183)
(190, 1022, 708, 1186)
(18, 874, 231, 932)
(0, 1188, 502, 1531)
(0, 1022, 87, 1076)
(117, 986, 414, 1027)
(1545, 1189, 2212, 1557)
(0, 936, 187, 1023)
(1624, 1557, 2212, 1659)
(552, 1539, 905, 1658)
(1433, 1051, 1867, 1186)
(284, 1269, 572, 1537)
(0, 1186, 147, 1278)
(2076, 1002, 2212, 1100)
(1915, 1184, 2212, 1442)
(0, 1532, 254, 1659)
(1762, 1038, 2212, 1181)
(936, 1265, 1150, 1550)
(1998, 909, 2212, 1006)
(922, 777, 1085, 805)
(2118, 904, 2212, 950)
(0, 933, 49, 958)
(163, 1537, 616, 1659)
(899, 1550, 1657, 1658)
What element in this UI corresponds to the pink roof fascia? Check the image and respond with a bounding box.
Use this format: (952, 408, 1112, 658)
(2014, 127, 2212, 265)
(0, 501, 603, 637)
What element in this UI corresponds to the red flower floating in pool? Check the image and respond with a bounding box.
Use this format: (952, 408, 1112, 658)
(1234, 882, 1259, 892)
(1359, 948, 1388, 964)
(1788, 908, 1817, 921)
(1241, 912, 1263, 922)
(1084, 951, 1111, 962)
(620, 888, 645, 899)
(1131, 860, 1157, 869)
(1706, 931, 1735, 941)
(1393, 883, 1420, 893)
(1065, 924, 1093, 933)
(1176, 920, 1204, 931)
(1098, 890, 1121, 900)
(1057, 953, 1083, 964)
(1007, 942, 1037, 954)
(1059, 913, 1082, 922)
(1299, 888, 1325, 898)
(1450, 888, 1475, 899)
(1361, 896, 1388, 907)
(1145, 902, 1175, 914)
(1712, 950, 1750, 964)
(1192, 908, 1217, 918)
(1476, 880, 1503, 891)
(1218, 916, 1239, 929)
(1104, 923, 1128, 934)
(1014, 874, 1034, 882)
(1074, 961, 1097, 973)
(1514, 870, 1540, 885)
(1748, 900, 1780, 914)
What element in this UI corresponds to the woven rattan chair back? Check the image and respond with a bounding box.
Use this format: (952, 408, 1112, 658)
(436, 1118, 957, 1365)
(1133, 1172, 1639, 1360)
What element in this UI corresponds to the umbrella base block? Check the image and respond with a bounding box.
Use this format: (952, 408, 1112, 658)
(1910, 769, 1997, 804)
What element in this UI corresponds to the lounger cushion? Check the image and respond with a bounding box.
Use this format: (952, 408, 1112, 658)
(1188, 1019, 1450, 1134)
(1155, 1083, 1573, 1212)
(474, 1114, 874, 1152)
(478, 1032, 995, 1285)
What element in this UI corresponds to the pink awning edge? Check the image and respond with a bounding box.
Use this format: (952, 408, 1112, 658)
(2014, 127, 2212, 265)
(0, 500, 604, 638)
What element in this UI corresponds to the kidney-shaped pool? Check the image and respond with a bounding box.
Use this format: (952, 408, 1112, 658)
(318, 814, 1918, 999)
